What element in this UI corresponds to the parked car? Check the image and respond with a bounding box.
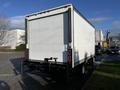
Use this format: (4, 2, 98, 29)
(95, 45, 102, 55)
(108, 46, 120, 55)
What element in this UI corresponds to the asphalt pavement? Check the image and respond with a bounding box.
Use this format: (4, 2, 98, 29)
(0, 52, 119, 90)
(0, 51, 92, 90)
(0, 52, 24, 90)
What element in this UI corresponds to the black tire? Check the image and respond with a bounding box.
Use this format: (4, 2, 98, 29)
(81, 63, 87, 75)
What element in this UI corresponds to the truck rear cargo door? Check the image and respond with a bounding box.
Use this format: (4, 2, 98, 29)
(27, 12, 69, 63)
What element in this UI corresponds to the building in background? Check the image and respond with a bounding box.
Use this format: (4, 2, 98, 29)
(109, 33, 120, 47)
(0, 29, 25, 49)
(95, 30, 104, 47)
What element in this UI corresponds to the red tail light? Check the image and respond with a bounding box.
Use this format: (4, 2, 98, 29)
(67, 48, 72, 65)
(24, 49, 29, 61)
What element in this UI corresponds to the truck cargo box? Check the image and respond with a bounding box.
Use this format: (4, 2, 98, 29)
(25, 4, 95, 68)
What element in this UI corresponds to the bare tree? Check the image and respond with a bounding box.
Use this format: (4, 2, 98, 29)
(0, 15, 10, 30)
(0, 31, 6, 45)
(0, 15, 10, 46)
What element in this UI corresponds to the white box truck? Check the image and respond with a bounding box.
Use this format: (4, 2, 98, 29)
(24, 4, 95, 75)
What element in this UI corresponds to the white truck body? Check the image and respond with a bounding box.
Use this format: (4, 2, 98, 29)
(26, 4, 95, 68)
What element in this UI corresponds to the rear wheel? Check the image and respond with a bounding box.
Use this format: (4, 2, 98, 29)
(82, 63, 87, 74)
(82, 57, 95, 75)
(90, 57, 95, 71)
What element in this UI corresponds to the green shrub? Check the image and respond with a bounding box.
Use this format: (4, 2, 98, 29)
(15, 44, 26, 51)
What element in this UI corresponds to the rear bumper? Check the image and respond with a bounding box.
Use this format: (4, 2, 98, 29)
(23, 59, 68, 70)
(24, 59, 67, 65)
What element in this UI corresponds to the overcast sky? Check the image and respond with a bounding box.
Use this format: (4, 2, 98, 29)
(0, 0, 120, 35)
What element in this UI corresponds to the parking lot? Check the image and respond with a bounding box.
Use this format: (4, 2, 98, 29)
(0, 52, 91, 90)
(0, 52, 24, 90)
(0, 52, 119, 90)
